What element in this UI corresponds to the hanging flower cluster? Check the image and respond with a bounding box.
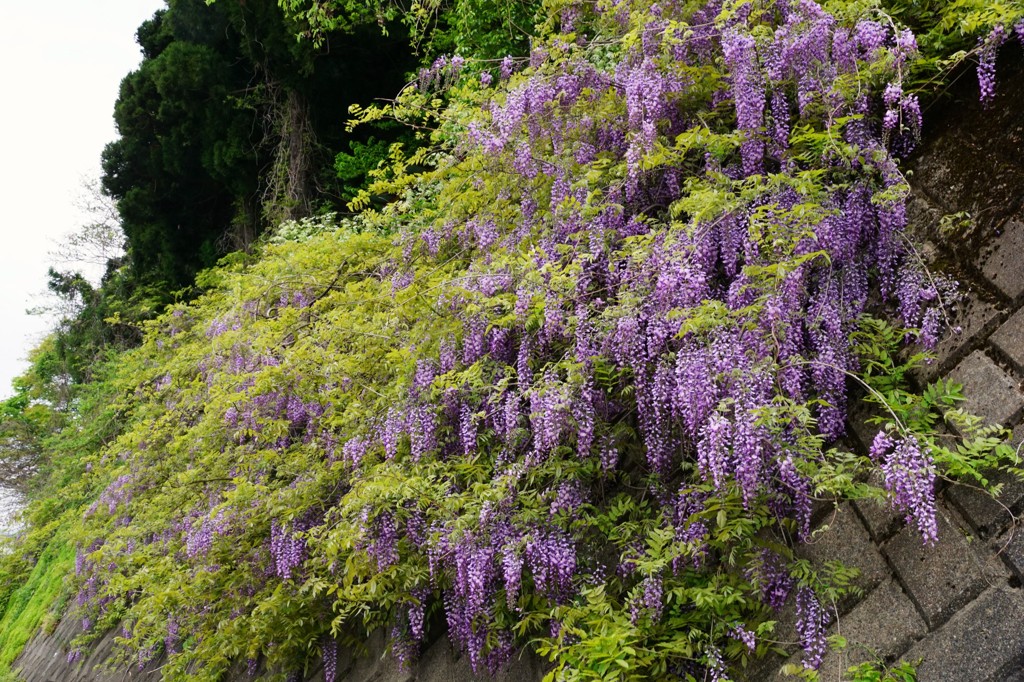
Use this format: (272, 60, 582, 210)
(62, 1, 1021, 680)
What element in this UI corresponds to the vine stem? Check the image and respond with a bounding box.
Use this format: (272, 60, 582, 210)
(787, 357, 909, 438)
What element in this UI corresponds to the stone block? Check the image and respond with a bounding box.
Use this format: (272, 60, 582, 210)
(995, 524, 1024, 583)
(947, 351, 1024, 428)
(815, 580, 926, 680)
(903, 586, 1024, 681)
(882, 504, 1006, 630)
(845, 399, 882, 455)
(977, 220, 1024, 302)
(948, 427, 1024, 539)
(742, 601, 802, 682)
(331, 629, 413, 682)
(904, 192, 949, 250)
(14, 615, 162, 682)
(913, 290, 1002, 385)
(912, 133, 1024, 236)
(798, 505, 889, 615)
(852, 472, 904, 543)
(913, 46, 1024, 172)
(991, 306, 1024, 374)
(416, 638, 545, 682)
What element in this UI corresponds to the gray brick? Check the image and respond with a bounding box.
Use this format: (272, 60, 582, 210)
(978, 220, 1024, 301)
(948, 428, 1024, 538)
(815, 580, 926, 680)
(947, 351, 1024, 428)
(883, 504, 1006, 629)
(846, 400, 882, 455)
(904, 586, 1024, 681)
(798, 505, 889, 614)
(742, 600, 802, 682)
(417, 638, 544, 682)
(992, 306, 1024, 374)
(995, 525, 1024, 582)
(912, 133, 1024, 235)
(852, 472, 903, 543)
(905, 192, 947, 245)
(914, 291, 1002, 385)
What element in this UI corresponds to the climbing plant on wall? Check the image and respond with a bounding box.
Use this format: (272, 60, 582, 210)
(12, 1, 1024, 681)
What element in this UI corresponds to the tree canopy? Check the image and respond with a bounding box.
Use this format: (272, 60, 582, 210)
(101, 0, 422, 291)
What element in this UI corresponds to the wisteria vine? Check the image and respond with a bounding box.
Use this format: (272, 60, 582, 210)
(62, 1, 1024, 680)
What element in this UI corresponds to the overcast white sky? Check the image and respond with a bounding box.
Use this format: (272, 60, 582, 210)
(0, 0, 166, 398)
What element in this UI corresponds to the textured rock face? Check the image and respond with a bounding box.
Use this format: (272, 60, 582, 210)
(15, 620, 546, 682)
(13, 46, 1024, 682)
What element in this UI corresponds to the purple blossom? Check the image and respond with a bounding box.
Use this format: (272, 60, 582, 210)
(872, 432, 937, 544)
(978, 26, 1006, 106)
(165, 618, 180, 654)
(732, 624, 756, 652)
(752, 549, 793, 611)
(854, 20, 887, 57)
(501, 542, 524, 609)
(722, 30, 765, 176)
(629, 574, 664, 624)
(796, 587, 831, 669)
(369, 512, 399, 571)
(323, 635, 338, 682)
(270, 519, 307, 580)
(526, 530, 576, 600)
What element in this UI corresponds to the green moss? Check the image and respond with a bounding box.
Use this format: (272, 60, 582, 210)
(0, 534, 74, 673)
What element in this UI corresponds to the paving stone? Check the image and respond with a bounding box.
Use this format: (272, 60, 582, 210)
(852, 472, 904, 543)
(815, 580, 926, 681)
(912, 133, 1024, 235)
(992, 306, 1024, 375)
(882, 504, 1006, 629)
(732, 603, 805, 682)
(914, 290, 1002, 385)
(845, 399, 883, 455)
(417, 638, 545, 682)
(903, 585, 1024, 681)
(947, 350, 1024, 428)
(798, 505, 889, 614)
(915, 45, 1024, 171)
(333, 629, 413, 682)
(948, 427, 1024, 538)
(977, 220, 1024, 301)
(14, 614, 164, 682)
(995, 523, 1024, 583)
(905, 192, 947, 245)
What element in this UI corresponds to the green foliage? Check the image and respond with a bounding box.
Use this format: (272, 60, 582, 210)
(877, 0, 1024, 95)
(277, 0, 540, 60)
(845, 659, 919, 682)
(882, 0, 1022, 53)
(2, 0, 1023, 680)
(0, 539, 74, 670)
(105, 0, 421, 292)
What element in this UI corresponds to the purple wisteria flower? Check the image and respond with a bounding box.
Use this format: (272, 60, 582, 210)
(871, 431, 937, 544)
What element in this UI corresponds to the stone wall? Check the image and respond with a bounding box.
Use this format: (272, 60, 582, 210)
(749, 47, 1024, 681)
(15, 616, 546, 682)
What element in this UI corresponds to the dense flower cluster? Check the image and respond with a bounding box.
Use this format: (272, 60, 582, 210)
(63, 1, 1021, 680)
(978, 25, 1006, 106)
(871, 431, 938, 544)
(796, 586, 831, 669)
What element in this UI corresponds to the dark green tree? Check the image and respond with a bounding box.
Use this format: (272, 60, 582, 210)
(102, 0, 421, 293)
